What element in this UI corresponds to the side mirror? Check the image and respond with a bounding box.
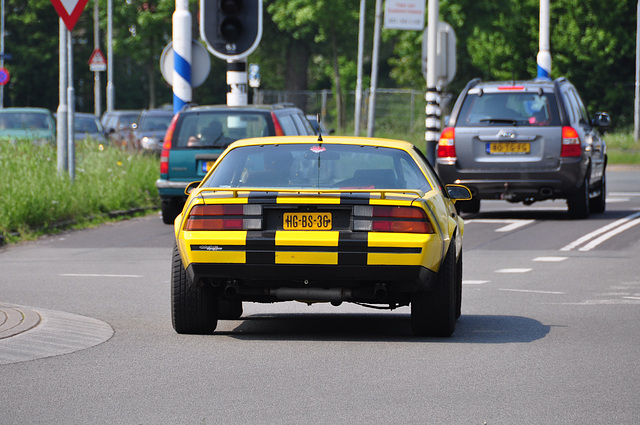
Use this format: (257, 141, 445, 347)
(592, 112, 610, 128)
(446, 184, 472, 201)
(185, 181, 201, 195)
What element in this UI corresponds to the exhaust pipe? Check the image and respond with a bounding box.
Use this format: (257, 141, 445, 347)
(373, 283, 387, 301)
(269, 288, 352, 302)
(223, 282, 239, 299)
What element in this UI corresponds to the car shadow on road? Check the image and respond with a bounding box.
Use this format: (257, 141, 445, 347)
(216, 313, 550, 343)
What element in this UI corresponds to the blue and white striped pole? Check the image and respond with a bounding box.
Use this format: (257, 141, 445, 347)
(536, 0, 551, 80)
(172, 0, 192, 115)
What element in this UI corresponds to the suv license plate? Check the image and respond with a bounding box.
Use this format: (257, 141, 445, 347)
(487, 142, 530, 154)
(283, 212, 332, 230)
(201, 161, 216, 173)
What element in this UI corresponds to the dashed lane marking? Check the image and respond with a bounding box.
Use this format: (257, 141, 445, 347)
(533, 256, 568, 262)
(465, 219, 535, 232)
(495, 268, 533, 273)
(60, 273, 143, 278)
(498, 288, 566, 295)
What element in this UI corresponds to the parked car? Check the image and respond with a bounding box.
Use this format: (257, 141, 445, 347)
(54, 112, 106, 144)
(0, 107, 56, 144)
(306, 114, 335, 135)
(157, 104, 316, 224)
(435, 77, 610, 218)
(132, 109, 174, 153)
(73, 112, 106, 143)
(101, 109, 141, 148)
(171, 135, 472, 336)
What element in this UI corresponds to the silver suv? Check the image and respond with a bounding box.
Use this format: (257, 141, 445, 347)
(435, 78, 610, 218)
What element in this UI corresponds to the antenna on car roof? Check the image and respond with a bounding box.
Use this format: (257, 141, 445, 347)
(316, 112, 323, 143)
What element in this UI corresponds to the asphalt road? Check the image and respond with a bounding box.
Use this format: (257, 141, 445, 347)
(1, 167, 639, 424)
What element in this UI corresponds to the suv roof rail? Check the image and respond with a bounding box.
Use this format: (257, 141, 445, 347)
(466, 78, 482, 91)
(272, 103, 296, 109)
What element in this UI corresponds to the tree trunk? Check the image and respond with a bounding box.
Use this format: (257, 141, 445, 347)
(330, 31, 345, 132)
(284, 39, 310, 111)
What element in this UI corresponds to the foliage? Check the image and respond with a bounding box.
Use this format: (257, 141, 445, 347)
(0, 139, 160, 242)
(0, 0, 637, 131)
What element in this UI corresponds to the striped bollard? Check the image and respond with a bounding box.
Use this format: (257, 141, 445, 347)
(172, 0, 192, 115)
(425, 88, 441, 164)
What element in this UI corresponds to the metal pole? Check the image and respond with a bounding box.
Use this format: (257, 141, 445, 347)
(367, 0, 382, 137)
(57, 19, 68, 175)
(94, 0, 101, 117)
(424, 0, 440, 164)
(536, 0, 551, 80)
(634, 0, 639, 142)
(173, 0, 192, 114)
(106, 0, 114, 112)
(67, 30, 75, 180)
(354, 0, 366, 136)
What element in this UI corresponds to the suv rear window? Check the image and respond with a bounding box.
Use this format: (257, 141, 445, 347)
(456, 91, 561, 127)
(173, 111, 273, 148)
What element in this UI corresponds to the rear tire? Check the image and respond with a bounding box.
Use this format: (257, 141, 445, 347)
(161, 199, 182, 225)
(590, 173, 606, 214)
(567, 174, 590, 219)
(458, 197, 480, 214)
(171, 245, 218, 334)
(455, 250, 463, 319)
(411, 242, 457, 337)
(218, 299, 243, 320)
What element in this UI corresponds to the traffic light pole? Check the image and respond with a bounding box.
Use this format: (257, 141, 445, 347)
(227, 60, 248, 106)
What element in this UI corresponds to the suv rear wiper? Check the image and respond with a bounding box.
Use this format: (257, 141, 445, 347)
(480, 118, 518, 125)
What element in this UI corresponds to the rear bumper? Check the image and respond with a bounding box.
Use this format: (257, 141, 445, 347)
(436, 159, 587, 201)
(156, 179, 189, 198)
(186, 262, 438, 302)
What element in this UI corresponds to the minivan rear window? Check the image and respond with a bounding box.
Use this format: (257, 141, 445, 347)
(457, 92, 561, 127)
(174, 111, 273, 148)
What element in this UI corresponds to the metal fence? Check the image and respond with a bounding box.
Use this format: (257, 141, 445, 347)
(254, 88, 430, 144)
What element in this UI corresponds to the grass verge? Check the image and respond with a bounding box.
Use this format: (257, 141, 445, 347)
(0, 139, 160, 244)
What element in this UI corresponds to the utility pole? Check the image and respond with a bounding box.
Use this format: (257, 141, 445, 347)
(354, 0, 366, 136)
(424, 0, 440, 164)
(635, 0, 639, 142)
(367, 0, 382, 137)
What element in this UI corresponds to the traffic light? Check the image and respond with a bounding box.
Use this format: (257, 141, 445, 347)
(201, 0, 263, 61)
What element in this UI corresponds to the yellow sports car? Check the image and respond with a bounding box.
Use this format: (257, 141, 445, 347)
(172, 136, 471, 337)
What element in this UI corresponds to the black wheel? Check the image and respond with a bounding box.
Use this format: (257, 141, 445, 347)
(590, 173, 606, 214)
(161, 199, 182, 225)
(218, 299, 243, 320)
(411, 242, 457, 337)
(171, 245, 218, 334)
(455, 249, 463, 320)
(567, 174, 590, 219)
(458, 197, 480, 214)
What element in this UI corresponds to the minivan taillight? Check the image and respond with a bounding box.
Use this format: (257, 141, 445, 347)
(160, 113, 180, 176)
(437, 127, 456, 158)
(271, 112, 285, 136)
(353, 206, 435, 234)
(561, 126, 581, 157)
(185, 204, 263, 231)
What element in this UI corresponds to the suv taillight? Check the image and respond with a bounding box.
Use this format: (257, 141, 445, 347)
(437, 127, 456, 158)
(271, 112, 285, 136)
(160, 113, 180, 176)
(185, 204, 263, 231)
(353, 206, 434, 234)
(561, 126, 582, 157)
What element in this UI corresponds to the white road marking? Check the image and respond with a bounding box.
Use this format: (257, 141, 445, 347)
(499, 288, 565, 295)
(609, 192, 640, 197)
(622, 296, 640, 301)
(463, 280, 490, 285)
(533, 256, 568, 262)
(60, 273, 143, 278)
(560, 211, 640, 251)
(464, 219, 535, 232)
(578, 218, 640, 251)
(495, 268, 533, 273)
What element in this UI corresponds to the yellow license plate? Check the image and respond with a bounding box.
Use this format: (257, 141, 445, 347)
(488, 142, 530, 154)
(283, 212, 332, 230)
